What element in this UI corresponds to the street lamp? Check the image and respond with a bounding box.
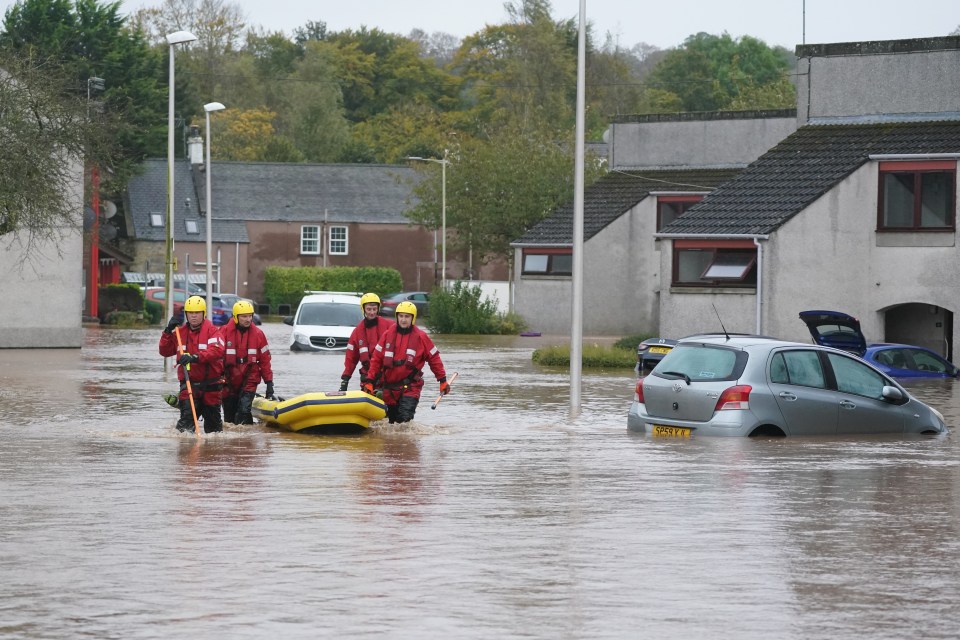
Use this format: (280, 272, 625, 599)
(164, 30, 196, 352)
(203, 101, 225, 312)
(405, 150, 448, 288)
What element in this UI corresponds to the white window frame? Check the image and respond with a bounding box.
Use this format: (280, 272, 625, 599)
(150, 213, 163, 227)
(185, 220, 199, 234)
(329, 225, 348, 255)
(301, 225, 320, 255)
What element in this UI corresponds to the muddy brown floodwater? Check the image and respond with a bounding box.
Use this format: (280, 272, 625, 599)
(2, 323, 960, 639)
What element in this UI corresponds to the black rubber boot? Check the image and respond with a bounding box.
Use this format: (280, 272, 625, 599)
(176, 400, 195, 432)
(394, 396, 419, 423)
(202, 404, 223, 433)
(235, 391, 255, 425)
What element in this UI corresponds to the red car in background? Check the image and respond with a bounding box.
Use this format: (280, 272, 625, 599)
(144, 288, 232, 326)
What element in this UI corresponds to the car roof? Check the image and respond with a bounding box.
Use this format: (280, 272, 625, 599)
(300, 293, 362, 304)
(677, 334, 809, 349)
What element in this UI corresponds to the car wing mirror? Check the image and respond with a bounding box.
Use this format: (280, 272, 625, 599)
(881, 385, 904, 402)
(283, 316, 294, 326)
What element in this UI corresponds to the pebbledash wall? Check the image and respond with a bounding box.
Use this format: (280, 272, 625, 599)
(0, 167, 84, 348)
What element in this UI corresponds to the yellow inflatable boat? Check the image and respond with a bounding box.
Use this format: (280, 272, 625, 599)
(252, 390, 386, 434)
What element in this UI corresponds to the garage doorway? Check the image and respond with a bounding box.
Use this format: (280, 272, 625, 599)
(883, 303, 953, 360)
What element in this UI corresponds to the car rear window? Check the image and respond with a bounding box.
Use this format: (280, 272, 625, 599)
(652, 344, 744, 382)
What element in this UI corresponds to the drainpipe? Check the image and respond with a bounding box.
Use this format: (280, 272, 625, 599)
(653, 232, 770, 335)
(754, 237, 763, 334)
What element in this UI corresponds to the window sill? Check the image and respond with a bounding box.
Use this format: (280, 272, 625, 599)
(669, 286, 756, 295)
(875, 231, 955, 247)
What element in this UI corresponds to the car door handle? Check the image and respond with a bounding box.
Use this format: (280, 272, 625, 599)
(840, 400, 857, 410)
(778, 392, 797, 401)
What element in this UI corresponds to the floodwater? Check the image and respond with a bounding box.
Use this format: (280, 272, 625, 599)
(3, 323, 960, 639)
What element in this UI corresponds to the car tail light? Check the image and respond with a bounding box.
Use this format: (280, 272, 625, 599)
(715, 385, 751, 410)
(634, 377, 645, 403)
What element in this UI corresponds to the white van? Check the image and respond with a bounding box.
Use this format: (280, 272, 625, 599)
(284, 292, 363, 352)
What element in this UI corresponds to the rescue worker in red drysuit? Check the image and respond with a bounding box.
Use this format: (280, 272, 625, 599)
(363, 301, 451, 423)
(219, 299, 275, 424)
(158, 295, 225, 433)
(340, 292, 394, 392)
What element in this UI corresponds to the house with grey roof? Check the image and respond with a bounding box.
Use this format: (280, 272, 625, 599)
(513, 35, 960, 362)
(121, 138, 433, 306)
(511, 110, 797, 334)
(656, 36, 960, 359)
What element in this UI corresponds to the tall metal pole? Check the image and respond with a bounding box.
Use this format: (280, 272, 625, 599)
(164, 31, 196, 371)
(569, 0, 587, 417)
(165, 41, 176, 333)
(441, 150, 447, 289)
(203, 102, 225, 312)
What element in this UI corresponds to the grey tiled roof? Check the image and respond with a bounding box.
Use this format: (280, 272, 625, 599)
(512, 168, 742, 246)
(126, 159, 418, 243)
(660, 119, 960, 236)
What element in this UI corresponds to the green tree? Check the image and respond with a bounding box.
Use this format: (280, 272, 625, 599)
(406, 126, 605, 264)
(1, 0, 168, 185)
(277, 40, 351, 162)
(451, 0, 578, 132)
(0, 54, 104, 248)
(645, 32, 794, 112)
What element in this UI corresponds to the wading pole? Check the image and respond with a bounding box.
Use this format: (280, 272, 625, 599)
(431, 371, 458, 410)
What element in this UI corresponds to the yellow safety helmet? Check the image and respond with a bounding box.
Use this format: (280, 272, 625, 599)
(184, 295, 206, 314)
(395, 300, 417, 324)
(360, 292, 381, 311)
(232, 299, 255, 323)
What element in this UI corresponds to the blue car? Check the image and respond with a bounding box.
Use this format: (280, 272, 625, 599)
(799, 310, 959, 379)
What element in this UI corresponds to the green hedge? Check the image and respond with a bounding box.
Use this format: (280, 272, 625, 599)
(262, 266, 403, 311)
(532, 343, 636, 369)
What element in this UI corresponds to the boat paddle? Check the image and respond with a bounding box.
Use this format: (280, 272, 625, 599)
(431, 371, 458, 410)
(173, 325, 202, 437)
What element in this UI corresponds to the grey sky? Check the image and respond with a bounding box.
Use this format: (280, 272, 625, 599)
(2, 0, 957, 50)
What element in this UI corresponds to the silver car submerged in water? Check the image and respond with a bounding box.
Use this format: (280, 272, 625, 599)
(627, 334, 946, 437)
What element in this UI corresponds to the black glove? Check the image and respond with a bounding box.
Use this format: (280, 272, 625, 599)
(178, 353, 198, 366)
(339, 376, 350, 392)
(165, 317, 180, 333)
(265, 381, 275, 399)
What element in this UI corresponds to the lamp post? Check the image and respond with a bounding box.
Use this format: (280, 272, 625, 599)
(405, 150, 448, 288)
(164, 30, 197, 357)
(203, 102, 225, 312)
(86, 76, 105, 321)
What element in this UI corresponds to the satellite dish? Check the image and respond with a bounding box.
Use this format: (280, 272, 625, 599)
(99, 223, 118, 241)
(83, 206, 96, 231)
(101, 200, 118, 219)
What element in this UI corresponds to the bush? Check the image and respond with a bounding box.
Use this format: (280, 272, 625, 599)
(427, 282, 525, 334)
(532, 343, 637, 369)
(262, 266, 403, 311)
(144, 300, 163, 324)
(98, 283, 143, 321)
(102, 310, 143, 327)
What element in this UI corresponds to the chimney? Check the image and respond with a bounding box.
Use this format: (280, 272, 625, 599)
(187, 125, 203, 165)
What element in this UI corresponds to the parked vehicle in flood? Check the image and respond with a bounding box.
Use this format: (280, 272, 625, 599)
(799, 310, 959, 379)
(628, 333, 946, 437)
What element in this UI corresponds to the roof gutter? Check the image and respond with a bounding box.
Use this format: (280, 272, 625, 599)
(653, 233, 770, 240)
(868, 153, 960, 160)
